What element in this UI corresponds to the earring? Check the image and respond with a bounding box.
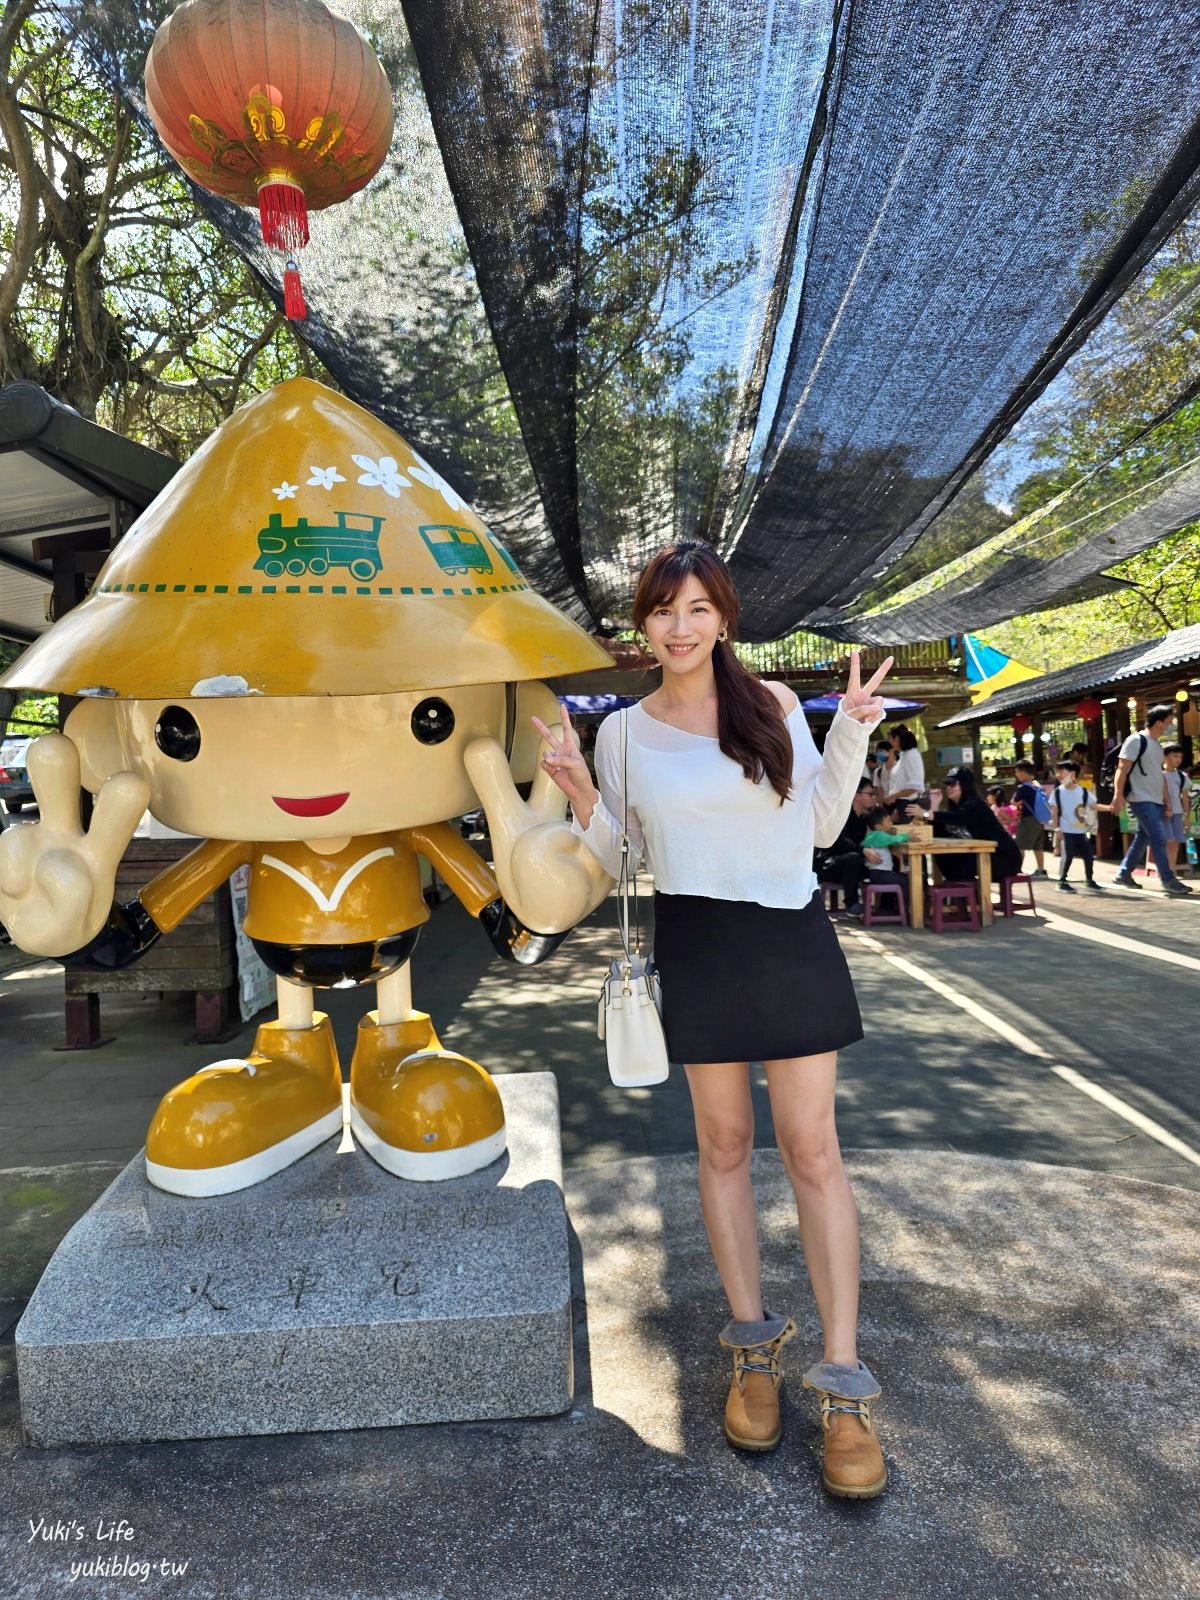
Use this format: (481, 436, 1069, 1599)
(718, 628, 729, 642)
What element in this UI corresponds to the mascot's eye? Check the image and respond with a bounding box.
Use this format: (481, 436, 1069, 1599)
(411, 697, 455, 746)
(154, 706, 201, 762)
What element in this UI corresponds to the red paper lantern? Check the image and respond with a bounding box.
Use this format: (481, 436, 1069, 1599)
(145, 0, 394, 321)
(1075, 697, 1103, 721)
(1010, 713, 1032, 736)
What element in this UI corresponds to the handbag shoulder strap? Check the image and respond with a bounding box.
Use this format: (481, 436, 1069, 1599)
(616, 707, 642, 967)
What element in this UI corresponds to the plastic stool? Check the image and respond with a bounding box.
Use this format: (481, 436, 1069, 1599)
(929, 882, 980, 932)
(819, 882, 843, 912)
(994, 873, 1037, 916)
(862, 882, 908, 927)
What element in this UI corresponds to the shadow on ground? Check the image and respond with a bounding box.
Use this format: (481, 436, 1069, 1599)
(2, 1151, 1197, 1599)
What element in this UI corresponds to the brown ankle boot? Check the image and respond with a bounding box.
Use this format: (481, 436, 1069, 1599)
(718, 1311, 797, 1452)
(801, 1360, 888, 1498)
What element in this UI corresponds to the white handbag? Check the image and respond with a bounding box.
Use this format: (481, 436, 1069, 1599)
(596, 709, 669, 1088)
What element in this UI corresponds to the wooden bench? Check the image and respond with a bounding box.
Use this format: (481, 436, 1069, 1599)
(63, 837, 237, 1048)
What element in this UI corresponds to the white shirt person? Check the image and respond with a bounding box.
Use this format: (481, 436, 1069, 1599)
(569, 697, 881, 908)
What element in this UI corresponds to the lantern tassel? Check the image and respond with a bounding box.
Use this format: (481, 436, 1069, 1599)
(283, 260, 307, 321)
(258, 181, 309, 252)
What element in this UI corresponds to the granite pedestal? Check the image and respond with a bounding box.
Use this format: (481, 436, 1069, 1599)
(16, 1073, 572, 1447)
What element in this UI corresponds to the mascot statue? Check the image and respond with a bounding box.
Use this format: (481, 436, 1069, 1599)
(0, 379, 614, 1196)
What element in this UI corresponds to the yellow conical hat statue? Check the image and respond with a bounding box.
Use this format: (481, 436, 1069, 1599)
(0, 378, 611, 698)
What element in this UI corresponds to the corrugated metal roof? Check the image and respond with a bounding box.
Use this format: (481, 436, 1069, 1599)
(0, 384, 174, 646)
(937, 623, 1200, 727)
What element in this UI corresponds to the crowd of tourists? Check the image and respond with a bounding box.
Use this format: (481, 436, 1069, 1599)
(817, 705, 1197, 915)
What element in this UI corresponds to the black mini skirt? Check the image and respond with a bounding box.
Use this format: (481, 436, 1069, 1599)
(651, 891, 865, 1065)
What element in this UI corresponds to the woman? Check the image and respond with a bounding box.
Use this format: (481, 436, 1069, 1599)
(531, 540, 892, 1500)
(906, 766, 1021, 885)
(883, 727, 926, 812)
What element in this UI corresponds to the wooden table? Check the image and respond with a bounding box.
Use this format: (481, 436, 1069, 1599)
(62, 837, 237, 1048)
(890, 838, 997, 931)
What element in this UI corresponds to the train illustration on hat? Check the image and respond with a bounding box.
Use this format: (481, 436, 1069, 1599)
(253, 513, 505, 581)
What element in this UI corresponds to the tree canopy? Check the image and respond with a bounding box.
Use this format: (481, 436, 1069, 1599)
(984, 221, 1200, 670)
(0, 0, 1196, 678)
(0, 0, 315, 457)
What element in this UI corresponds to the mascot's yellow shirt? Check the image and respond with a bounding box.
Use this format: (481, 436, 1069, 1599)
(140, 824, 498, 944)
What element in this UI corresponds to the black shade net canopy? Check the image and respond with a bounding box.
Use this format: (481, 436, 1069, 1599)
(63, 0, 1200, 643)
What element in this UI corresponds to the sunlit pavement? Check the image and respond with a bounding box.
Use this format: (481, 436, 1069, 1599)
(2, 861, 1197, 1598)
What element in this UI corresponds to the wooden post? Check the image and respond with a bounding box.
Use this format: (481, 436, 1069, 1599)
(1177, 685, 1193, 767)
(194, 989, 235, 1044)
(63, 993, 103, 1049)
(34, 528, 117, 829)
(1096, 705, 1119, 860)
(1086, 717, 1105, 782)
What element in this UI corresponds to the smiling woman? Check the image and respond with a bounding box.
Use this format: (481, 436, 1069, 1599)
(533, 538, 894, 1498)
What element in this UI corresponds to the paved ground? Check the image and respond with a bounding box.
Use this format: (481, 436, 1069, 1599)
(2, 857, 1199, 1598)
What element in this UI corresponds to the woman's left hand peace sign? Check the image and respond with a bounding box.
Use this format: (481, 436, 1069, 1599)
(529, 703, 598, 810)
(840, 649, 894, 725)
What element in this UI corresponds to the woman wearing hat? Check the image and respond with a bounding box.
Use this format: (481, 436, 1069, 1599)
(533, 541, 892, 1499)
(905, 766, 1021, 885)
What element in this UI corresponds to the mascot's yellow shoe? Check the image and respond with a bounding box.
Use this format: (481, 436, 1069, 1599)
(145, 1013, 344, 1197)
(349, 1010, 506, 1180)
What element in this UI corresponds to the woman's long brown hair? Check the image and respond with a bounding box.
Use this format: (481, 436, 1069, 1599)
(631, 541, 794, 804)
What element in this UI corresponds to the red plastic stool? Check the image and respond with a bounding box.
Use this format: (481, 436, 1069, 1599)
(820, 882, 843, 912)
(862, 882, 908, 927)
(994, 873, 1037, 916)
(929, 882, 980, 932)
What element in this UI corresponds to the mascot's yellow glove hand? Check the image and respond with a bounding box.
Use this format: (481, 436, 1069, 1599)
(464, 735, 611, 934)
(0, 733, 149, 956)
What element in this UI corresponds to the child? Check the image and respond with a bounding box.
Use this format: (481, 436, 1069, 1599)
(1013, 759, 1049, 878)
(986, 785, 1020, 837)
(860, 805, 912, 912)
(1162, 743, 1191, 880)
(1049, 760, 1103, 893)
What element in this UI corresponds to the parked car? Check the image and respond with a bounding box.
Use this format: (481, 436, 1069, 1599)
(0, 735, 35, 814)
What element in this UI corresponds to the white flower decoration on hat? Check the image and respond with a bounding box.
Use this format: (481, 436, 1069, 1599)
(407, 452, 468, 512)
(272, 481, 298, 500)
(307, 465, 345, 490)
(352, 454, 411, 498)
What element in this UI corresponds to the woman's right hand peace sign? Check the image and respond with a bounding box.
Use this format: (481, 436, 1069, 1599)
(530, 704, 599, 811)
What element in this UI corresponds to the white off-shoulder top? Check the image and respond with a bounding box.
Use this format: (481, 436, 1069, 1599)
(570, 695, 883, 909)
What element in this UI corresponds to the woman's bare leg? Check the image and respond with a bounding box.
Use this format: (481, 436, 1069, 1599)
(764, 1051, 860, 1365)
(683, 1061, 762, 1322)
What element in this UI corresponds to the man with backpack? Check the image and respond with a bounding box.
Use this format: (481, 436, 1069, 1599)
(1012, 759, 1051, 878)
(1110, 706, 1194, 896)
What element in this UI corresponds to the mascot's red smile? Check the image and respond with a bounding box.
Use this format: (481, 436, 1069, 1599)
(271, 793, 349, 817)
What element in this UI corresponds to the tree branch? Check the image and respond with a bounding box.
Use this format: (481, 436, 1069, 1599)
(0, 0, 38, 58)
(1120, 581, 1175, 631)
(74, 102, 129, 356)
(0, 7, 44, 335)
